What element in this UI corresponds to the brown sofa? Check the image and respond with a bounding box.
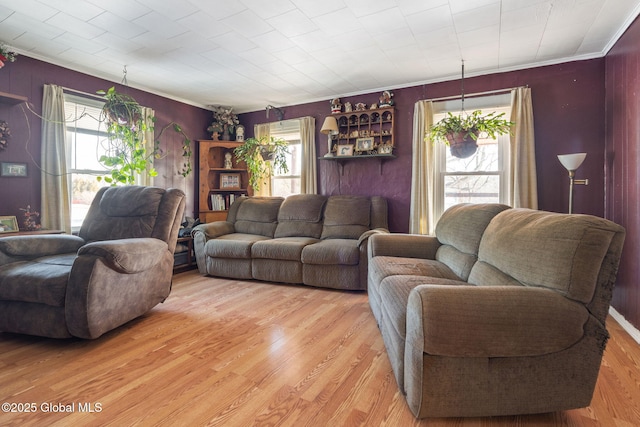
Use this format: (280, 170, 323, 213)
(0, 186, 186, 339)
(368, 203, 626, 418)
(192, 194, 388, 290)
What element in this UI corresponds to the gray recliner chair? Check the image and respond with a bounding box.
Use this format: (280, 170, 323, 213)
(0, 186, 185, 339)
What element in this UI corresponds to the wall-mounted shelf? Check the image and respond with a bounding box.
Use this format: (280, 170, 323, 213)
(319, 154, 396, 175)
(0, 91, 28, 105)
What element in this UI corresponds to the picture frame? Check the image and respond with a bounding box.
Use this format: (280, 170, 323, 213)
(0, 216, 19, 233)
(355, 137, 374, 152)
(1, 162, 28, 177)
(336, 144, 354, 156)
(220, 173, 241, 190)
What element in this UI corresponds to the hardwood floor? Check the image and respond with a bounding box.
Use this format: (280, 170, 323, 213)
(1, 270, 639, 426)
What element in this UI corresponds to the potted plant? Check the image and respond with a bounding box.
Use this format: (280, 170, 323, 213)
(97, 87, 192, 184)
(0, 42, 17, 69)
(234, 135, 289, 191)
(428, 110, 514, 158)
(207, 106, 239, 141)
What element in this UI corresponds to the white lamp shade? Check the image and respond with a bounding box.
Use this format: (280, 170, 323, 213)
(320, 116, 338, 134)
(557, 153, 587, 171)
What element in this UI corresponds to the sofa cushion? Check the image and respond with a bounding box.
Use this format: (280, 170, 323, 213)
(301, 239, 360, 265)
(204, 233, 271, 259)
(252, 237, 320, 261)
(234, 197, 284, 237)
(434, 203, 511, 280)
(368, 256, 461, 290)
(274, 194, 327, 238)
(321, 196, 371, 239)
(0, 254, 76, 307)
(471, 209, 622, 304)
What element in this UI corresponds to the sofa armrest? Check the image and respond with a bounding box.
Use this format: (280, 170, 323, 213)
(78, 238, 167, 274)
(406, 285, 589, 358)
(368, 233, 440, 259)
(0, 234, 85, 263)
(191, 221, 236, 274)
(357, 227, 389, 247)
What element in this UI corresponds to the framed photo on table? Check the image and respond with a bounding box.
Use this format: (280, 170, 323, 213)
(0, 216, 18, 233)
(220, 173, 241, 190)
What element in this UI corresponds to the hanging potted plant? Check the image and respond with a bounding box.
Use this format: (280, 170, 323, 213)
(428, 110, 514, 158)
(97, 87, 192, 184)
(207, 106, 239, 141)
(233, 135, 289, 191)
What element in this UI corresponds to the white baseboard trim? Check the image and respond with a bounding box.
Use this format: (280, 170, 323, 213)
(609, 307, 640, 345)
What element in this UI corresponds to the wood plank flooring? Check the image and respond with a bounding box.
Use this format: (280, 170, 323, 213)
(1, 270, 639, 426)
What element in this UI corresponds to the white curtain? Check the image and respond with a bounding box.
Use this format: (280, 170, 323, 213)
(134, 106, 155, 187)
(410, 87, 537, 235)
(409, 100, 436, 234)
(509, 87, 538, 209)
(253, 123, 271, 196)
(299, 116, 316, 194)
(41, 84, 71, 234)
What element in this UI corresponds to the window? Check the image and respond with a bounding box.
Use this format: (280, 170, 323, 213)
(432, 95, 511, 220)
(269, 120, 302, 198)
(64, 94, 110, 230)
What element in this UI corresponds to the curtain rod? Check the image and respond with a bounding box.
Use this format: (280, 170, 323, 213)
(427, 86, 526, 103)
(58, 86, 105, 101)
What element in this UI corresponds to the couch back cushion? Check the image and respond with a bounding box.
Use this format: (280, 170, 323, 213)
(233, 197, 284, 237)
(435, 203, 511, 280)
(79, 186, 186, 252)
(274, 194, 327, 238)
(469, 209, 626, 319)
(321, 196, 372, 239)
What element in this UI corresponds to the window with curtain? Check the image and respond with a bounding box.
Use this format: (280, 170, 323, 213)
(64, 94, 109, 230)
(432, 94, 512, 221)
(269, 120, 302, 198)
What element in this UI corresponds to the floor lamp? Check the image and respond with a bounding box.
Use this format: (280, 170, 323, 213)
(320, 116, 338, 157)
(557, 153, 589, 214)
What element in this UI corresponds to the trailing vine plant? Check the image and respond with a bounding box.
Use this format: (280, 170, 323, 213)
(96, 87, 192, 185)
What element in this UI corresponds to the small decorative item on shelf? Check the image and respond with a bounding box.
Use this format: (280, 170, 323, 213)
(0, 42, 18, 69)
(20, 205, 41, 231)
(331, 98, 342, 114)
(355, 102, 367, 111)
(344, 102, 352, 112)
(378, 143, 393, 154)
(235, 125, 245, 142)
(0, 120, 10, 151)
(207, 106, 239, 141)
(379, 90, 394, 107)
(336, 144, 354, 156)
(224, 152, 233, 169)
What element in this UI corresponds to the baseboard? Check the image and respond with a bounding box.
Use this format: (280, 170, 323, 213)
(609, 307, 640, 345)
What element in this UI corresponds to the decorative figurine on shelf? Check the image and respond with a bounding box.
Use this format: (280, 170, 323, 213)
(379, 90, 394, 107)
(370, 103, 378, 110)
(355, 102, 367, 111)
(378, 143, 393, 154)
(235, 125, 245, 142)
(224, 152, 233, 169)
(331, 98, 342, 114)
(344, 102, 352, 112)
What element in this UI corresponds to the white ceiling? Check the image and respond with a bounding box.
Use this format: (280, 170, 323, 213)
(1, 0, 639, 113)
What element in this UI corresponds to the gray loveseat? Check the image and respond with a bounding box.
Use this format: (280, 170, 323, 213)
(193, 194, 388, 290)
(368, 203, 626, 418)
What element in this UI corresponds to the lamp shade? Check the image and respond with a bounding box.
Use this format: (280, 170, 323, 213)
(557, 153, 587, 171)
(320, 116, 338, 134)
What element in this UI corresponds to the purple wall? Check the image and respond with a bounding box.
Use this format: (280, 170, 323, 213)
(239, 59, 607, 233)
(605, 16, 640, 327)
(0, 56, 211, 220)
